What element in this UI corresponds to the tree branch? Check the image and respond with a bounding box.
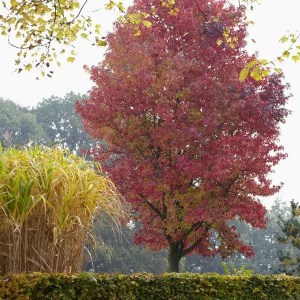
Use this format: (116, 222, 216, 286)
(182, 223, 210, 255)
(143, 198, 164, 221)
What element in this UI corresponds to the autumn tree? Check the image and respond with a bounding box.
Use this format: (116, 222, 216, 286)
(0, 0, 157, 76)
(0, 0, 299, 79)
(77, 0, 290, 272)
(0, 0, 120, 76)
(185, 200, 289, 274)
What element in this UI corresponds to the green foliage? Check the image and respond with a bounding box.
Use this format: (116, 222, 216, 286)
(0, 273, 300, 300)
(277, 200, 300, 275)
(221, 262, 253, 276)
(32, 92, 96, 155)
(84, 218, 167, 274)
(0, 98, 46, 147)
(1, 94, 96, 155)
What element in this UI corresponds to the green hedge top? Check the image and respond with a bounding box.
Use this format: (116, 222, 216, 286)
(0, 273, 300, 300)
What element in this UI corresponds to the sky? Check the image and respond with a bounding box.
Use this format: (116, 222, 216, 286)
(0, 0, 299, 208)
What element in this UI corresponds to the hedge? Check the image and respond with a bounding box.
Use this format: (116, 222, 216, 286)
(0, 273, 300, 300)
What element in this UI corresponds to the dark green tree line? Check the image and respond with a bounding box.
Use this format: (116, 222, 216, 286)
(0, 98, 46, 147)
(0, 93, 96, 155)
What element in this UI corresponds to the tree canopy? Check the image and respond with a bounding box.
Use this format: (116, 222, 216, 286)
(0, 0, 114, 76)
(0, 0, 152, 76)
(33, 92, 96, 154)
(1, 0, 299, 79)
(0, 94, 97, 155)
(77, 0, 290, 272)
(0, 97, 46, 147)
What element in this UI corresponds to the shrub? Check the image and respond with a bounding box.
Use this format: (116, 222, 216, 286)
(0, 273, 300, 300)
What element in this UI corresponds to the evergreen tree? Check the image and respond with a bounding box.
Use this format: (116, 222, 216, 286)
(277, 200, 300, 275)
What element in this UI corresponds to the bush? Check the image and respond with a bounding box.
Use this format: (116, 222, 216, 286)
(0, 273, 300, 300)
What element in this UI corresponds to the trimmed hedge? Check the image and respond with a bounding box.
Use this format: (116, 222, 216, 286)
(0, 273, 300, 300)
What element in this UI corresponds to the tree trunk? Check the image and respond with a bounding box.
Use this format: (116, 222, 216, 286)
(167, 243, 182, 272)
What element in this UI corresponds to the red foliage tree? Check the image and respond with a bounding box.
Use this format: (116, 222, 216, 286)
(77, 0, 290, 272)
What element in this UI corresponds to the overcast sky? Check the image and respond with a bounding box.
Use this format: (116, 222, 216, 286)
(0, 0, 299, 208)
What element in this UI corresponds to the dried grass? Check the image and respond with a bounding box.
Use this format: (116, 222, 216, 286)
(0, 146, 124, 274)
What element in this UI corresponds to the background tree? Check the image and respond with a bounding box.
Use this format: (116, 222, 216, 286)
(0, 146, 123, 275)
(185, 200, 288, 274)
(0, 97, 46, 147)
(84, 217, 167, 273)
(0, 94, 94, 155)
(77, 0, 290, 272)
(277, 200, 300, 275)
(33, 92, 96, 155)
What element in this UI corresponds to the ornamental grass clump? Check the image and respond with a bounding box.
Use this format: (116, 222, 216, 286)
(0, 145, 123, 275)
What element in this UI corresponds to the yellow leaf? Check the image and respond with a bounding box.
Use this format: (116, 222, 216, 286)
(239, 67, 249, 81)
(170, 8, 179, 16)
(7, 17, 16, 25)
(250, 68, 262, 81)
(134, 29, 141, 37)
(56, 31, 64, 40)
(105, 1, 116, 10)
(279, 35, 289, 43)
(283, 51, 290, 58)
(274, 67, 281, 73)
(25, 63, 32, 71)
(261, 59, 268, 65)
(117, 1, 125, 11)
(262, 69, 270, 77)
(142, 20, 152, 28)
(10, 0, 18, 8)
(81, 33, 88, 39)
(277, 56, 284, 63)
(95, 24, 101, 34)
(67, 56, 75, 63)
(216, 38, 223, 46)
(97, 40, 107, 46)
